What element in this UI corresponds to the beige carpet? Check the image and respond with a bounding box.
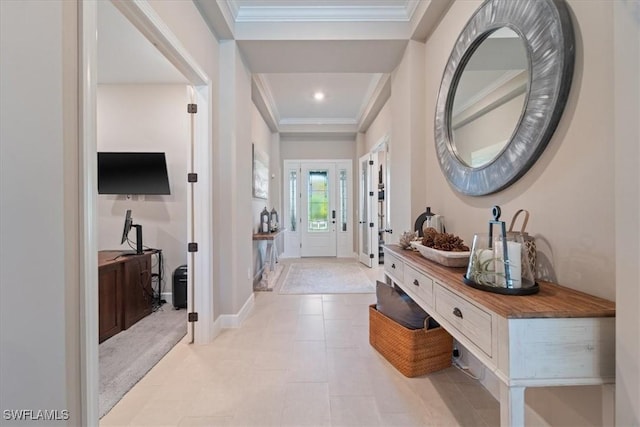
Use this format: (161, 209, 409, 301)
(279, 262, 375, 294)
(99, 306, 186, 418)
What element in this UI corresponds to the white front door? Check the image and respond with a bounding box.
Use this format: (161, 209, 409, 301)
(301, 163, 337, 257)
(358, 154, 378, 267)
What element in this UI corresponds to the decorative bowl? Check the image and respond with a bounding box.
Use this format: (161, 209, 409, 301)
(410, 241, 470, 268)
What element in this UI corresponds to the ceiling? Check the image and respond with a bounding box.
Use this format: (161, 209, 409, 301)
(97, 1, 186, 84)
(98, 0, 453, 136)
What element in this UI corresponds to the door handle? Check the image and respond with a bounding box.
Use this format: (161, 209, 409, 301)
(332, 210, 336, 219)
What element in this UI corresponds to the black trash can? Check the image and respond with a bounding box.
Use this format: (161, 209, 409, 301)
(172, 265, 187, 309)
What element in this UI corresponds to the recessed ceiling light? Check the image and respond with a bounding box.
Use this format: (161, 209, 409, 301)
(313, 91, 325, 101)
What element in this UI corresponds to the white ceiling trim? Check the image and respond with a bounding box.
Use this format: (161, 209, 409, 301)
(227, 1, 419, 23)
(279, 122, 358, 134)
(355, 73, 384, 123)
(253, 74, 282, 124)
(279, 117, 358, 126)
(357, 74, 391, 131)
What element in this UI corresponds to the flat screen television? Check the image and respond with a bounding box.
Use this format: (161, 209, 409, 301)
(98, 152, 171, 195)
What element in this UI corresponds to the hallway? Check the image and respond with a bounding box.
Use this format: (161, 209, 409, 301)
(101, 259, 499, 426)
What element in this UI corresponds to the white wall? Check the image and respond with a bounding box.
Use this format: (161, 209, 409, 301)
(97, 84, 189, 298)
(147, 0, 221, 321)
(216, 40, 254, 314)
(252, 103, 274, 234)
(280, 136, 356, 160)
(0, 0, 82, 423)
(614, 1, 640, 425)
(251, 104, 277, 281)
(389, 40, 427, 243)
(363, 101, 391, 156)
(422, 1, 619, 424)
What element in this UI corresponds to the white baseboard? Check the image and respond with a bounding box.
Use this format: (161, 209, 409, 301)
(218, 293, 255, 329)
(160, 292, 172, 304)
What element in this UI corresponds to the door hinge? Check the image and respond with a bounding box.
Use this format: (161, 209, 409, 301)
(187, 103, 197, 114)
(369, 160, 374, 165)
(369, 254, 374, 259)
(369, 191, 374, 196)
(188, 312, 198, 322)
(187, 173, 198, 183)
(369, 222, 374, 228)
(188, 242, 198, 252)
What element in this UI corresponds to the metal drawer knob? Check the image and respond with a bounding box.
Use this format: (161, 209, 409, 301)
(453, 307, 463, 319)
(413, 279, 420, 287)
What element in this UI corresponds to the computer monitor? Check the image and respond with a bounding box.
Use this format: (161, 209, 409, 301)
(121, 209, 133, 245)
(120, 209, 143, 254)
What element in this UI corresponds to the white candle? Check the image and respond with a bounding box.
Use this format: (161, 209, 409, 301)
(494, 241, 522, 288)
(474, 248, 494, 284)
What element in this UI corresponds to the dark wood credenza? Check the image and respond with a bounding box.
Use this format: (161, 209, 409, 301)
(98, 250, 156, 343)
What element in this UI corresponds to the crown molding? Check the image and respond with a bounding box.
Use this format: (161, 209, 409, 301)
(355, 73, 384, 123)
(279, 117, 358, 126)
(227, 1, 419, 23)
(279, 122, 358, 134)
(252, 74, 281, 127)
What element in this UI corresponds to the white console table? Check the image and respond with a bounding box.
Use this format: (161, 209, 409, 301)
(383, 244, 615, 426)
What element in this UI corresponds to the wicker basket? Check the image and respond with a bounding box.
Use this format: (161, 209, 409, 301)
(369, 304, 453, 377)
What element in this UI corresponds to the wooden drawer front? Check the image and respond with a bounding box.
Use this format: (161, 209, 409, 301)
(404, 265, 434, 309)
(435, 284, 492, 357)
(384, 251, 404, 283)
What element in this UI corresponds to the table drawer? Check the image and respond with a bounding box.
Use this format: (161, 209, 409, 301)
(384, 251, 404, 283)
(435, 284, 492, 357)
(404, 264, 434, 309)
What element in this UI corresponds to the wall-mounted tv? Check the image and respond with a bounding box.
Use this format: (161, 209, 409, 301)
(98, 152, 171, 195)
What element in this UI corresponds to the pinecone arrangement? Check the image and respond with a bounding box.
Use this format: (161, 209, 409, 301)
(421, 227, 469, 252)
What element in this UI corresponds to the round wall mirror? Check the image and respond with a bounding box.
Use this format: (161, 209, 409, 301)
(450, 28, 529, 168)
(435, 0, 575, 196)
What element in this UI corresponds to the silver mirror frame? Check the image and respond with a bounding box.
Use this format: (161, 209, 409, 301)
(434, 0, 575, 196)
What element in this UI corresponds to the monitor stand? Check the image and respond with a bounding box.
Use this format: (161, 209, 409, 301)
(120, 224, 144, 256)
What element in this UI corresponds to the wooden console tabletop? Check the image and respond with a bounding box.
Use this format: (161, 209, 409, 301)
(385, 244, 615, 319)
(252, 228, 285, 241)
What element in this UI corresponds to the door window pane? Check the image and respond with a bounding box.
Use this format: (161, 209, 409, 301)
(308, 170, 329, 232)
(339, 169, 347, 232)
(289, 170, 297, 232)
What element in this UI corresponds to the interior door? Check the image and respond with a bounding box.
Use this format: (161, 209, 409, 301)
(301, 163, 337, 257)
(358, 154, 378, 267)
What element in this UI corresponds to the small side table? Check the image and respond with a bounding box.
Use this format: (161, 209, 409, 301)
(253, 229, 285, 290)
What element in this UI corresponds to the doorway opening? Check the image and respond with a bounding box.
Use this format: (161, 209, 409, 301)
(358, 135, 390, 268)
(80, 1, 214, 423)
(282, 159, 353, 258)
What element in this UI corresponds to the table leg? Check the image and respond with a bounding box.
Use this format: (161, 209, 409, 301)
(500, 383, 525, 427)
(602, 383, 614, 426)
(266, 241, 276, 272)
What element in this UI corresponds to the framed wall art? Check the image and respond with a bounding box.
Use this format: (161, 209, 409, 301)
(252, 143, 269, 200)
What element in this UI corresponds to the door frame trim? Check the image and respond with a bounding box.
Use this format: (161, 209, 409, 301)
(283, 159, 353, 258)
(79, 1, 214, 423)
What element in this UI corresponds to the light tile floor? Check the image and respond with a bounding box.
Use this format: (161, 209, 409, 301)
(101, 260, 499, 427)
